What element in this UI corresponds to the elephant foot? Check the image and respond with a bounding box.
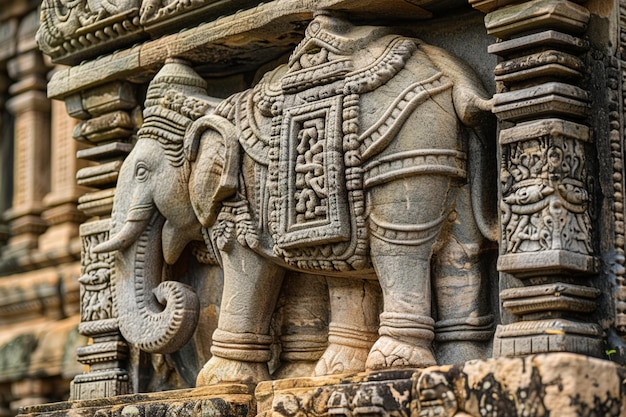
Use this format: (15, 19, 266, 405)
(436, 340, 489, 365)
(313, 343, 370, 376)
(196, 356, 270, 387)
(273, 360, 318, 380)
(365, 336, 436, 370)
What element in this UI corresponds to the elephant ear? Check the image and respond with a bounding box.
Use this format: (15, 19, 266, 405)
(184, 115, 240, 228)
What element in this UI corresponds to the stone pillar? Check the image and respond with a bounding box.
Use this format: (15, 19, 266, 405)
(4, 47, 50, 254)
(614, 2, 626, 345)
(10, 379, 56, 413)
(68, 81, 138, 399)
(70, 81, 137, 217)
(72, 220, 130, 400)
(0, 71, 12, 248)
(38, 67, 90, 253)
(472, 0, 602, 357)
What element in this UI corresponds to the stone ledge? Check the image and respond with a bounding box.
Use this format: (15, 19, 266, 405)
(47, 0, 472, 99)
(18, 384, 254, 417)
(16, 354, 626, 417)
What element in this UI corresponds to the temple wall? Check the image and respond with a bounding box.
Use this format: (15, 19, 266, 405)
(0, 1, 625, 416)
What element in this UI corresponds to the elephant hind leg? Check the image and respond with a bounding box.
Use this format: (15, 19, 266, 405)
(365, 217, 444, 370)
(433, 183, 495, 364)
(314, 278, 380, 376)
(366, 176, 457, 369)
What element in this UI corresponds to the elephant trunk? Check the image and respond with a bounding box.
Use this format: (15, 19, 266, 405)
(93, 205, 200, 354)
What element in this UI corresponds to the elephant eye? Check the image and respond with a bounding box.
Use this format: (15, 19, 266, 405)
(135, 163, 149, 182)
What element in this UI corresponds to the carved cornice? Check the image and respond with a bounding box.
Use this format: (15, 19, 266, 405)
(45, 0, 471, 97)
(38, 0, 471, 66)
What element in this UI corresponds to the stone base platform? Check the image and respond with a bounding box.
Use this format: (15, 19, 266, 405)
(17, 354, 626, 417)
(16, 384, 256, 417)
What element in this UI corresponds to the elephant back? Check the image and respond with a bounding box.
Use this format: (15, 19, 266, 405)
(220, 14, 491, 272)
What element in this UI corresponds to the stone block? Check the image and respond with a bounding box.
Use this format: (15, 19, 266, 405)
(498, 117, 590, 144)
(488, 30, 588, 57)
(492, 82, 589, 121)
(497, 251, 597, 275)
(253, 355, 626, 417)
(20, 385, 255, 417)
(494, 319, 603, 357)
(485, 0, 590, 39)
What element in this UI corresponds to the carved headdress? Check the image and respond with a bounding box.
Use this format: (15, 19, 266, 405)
(137, 58, 217, 166)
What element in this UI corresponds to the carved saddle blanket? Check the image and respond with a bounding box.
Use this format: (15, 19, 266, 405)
(217, 17, 458, 271)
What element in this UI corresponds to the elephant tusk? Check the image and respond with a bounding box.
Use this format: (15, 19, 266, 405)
(93, 211, 154, 253)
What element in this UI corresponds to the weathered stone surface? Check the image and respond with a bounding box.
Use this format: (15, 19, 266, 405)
(257, 354, 626, 417)
(19, 385, 255, 417)
(91, 14, 498, 388)
(16, 355, 626, 417)
(2, 0, 626, 414)
(485, 0, 590, 38)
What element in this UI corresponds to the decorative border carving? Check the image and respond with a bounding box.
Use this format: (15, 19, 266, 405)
(615, 1, 626, 335)
(37, 3, 144, 64)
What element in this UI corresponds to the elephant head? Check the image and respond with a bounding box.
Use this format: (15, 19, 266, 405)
(93, 59, 240, 353)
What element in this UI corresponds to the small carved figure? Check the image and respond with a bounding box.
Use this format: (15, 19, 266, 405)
(94, 14, 496, 386)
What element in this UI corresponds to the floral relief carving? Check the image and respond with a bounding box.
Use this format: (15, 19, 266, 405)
(80, 228, 115, 323)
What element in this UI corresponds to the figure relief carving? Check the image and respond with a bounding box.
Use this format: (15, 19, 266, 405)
(138, 0, 207, 25)
(37, 0, 142, 61)
(80, 224, 117, 331)
(501, 134, 592, 255)
(93, 13, 497, 387)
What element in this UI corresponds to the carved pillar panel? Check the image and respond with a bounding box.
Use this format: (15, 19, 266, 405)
(4, 48, 50, 254)
(615, 2, 626, 346)
(69, 81, 139, 399)
(0, 71, 12, 248)
(71, 220, 130, 400)
(71, 81, 137, 217)
(473, 0, 602, 357)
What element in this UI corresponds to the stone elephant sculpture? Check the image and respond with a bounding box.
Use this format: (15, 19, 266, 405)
(94, 14, 497, 386)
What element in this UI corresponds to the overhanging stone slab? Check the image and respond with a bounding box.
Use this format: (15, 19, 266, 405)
(485, 0, 590, 38)
(498, 250, 598, 276)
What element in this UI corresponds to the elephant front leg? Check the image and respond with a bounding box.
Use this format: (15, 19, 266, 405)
(196, 243, 285, 387)
(366, 177, 456, 370)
